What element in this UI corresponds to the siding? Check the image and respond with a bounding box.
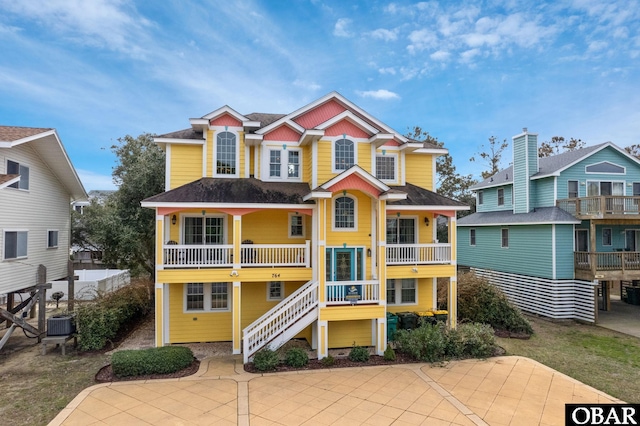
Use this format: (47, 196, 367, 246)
(458, 224, 555, 279)
(513, 134, 529, 213)
(533, 177, 554, 208)
(0, 144, 72, 293)
(404, 154, 433, 190)
(554, 224, 575, 279)
(170, 145, 203, 189)
(328, 319, 372, 348)
(476, 185, 513, 212)
(242, 210, 310, 243)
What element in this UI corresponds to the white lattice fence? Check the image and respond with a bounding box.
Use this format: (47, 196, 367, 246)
(472, 268, 597, 323)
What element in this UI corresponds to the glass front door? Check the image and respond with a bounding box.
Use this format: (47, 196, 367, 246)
(326, 247, 364, 282)
(335, 249, 353, 281)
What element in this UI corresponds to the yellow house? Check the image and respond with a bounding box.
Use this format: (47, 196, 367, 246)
(141, 92, 468, 362)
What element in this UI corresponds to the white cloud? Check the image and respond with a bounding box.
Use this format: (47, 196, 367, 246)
(378, 67, 397, 75)
(369, 28, 398, 41)
(356, 89, 400, 100)
(430, 50, 451, 62)
(588, 40, 608, 52)
(407, 29, 438, 54)
(334, 18, 353, 37)
(460, 48, 481, 64)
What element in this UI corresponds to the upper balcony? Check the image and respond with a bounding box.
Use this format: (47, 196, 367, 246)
(557, 196, 640, 219)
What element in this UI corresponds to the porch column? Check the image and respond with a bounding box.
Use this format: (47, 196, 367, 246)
(378, 199, 387, 304)
(317, 320, 328, 359)
(232, 281, 241, 355)
(156, 214, 165, 271)
(155, 213, 166, 347)
(448, 276, 457, 329)
(233, 215, 242, 269)
(589, 220, 596, 276)
(375, 317, 386, 356)
(154, 283, 165, 346)
(318, 199, 327, 307)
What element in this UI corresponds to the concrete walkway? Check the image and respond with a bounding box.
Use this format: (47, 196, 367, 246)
(49, 356, 622, 426)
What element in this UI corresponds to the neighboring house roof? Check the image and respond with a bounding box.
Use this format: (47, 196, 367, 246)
(472, 142, 617, 190)
(457, 207, 580, 226)
(156, 128, 204, 140)
(388, 183, 469, 208)
(142, 178, 313, 205)
(0, 174, 20, 189)
(0, 125, 87, 201)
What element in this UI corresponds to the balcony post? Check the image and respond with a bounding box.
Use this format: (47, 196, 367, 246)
(305, 240, 311, 268)
(233, 215, 242, 269)
(590, 220, 596, 275)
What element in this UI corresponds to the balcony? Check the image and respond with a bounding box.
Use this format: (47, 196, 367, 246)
(326, 281, 380, 305)
(386, 243, 452, 265)
(557, 196, 640, 219)
(162, 241, 311, 268)
(574, 251, 640, 281)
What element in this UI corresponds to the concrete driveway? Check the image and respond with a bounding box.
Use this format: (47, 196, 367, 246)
(49, 355, 621, 425)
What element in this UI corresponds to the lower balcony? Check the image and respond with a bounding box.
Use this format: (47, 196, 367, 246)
(575, 251, 640, 281)
(386, 243, 451, 265)
(162, 242, 310, 268)
(326, 281, 380, 305)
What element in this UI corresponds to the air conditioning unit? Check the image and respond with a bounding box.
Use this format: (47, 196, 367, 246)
(47, 315, 76, 336)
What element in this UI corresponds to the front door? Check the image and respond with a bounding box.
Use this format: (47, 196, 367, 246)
(326, 247, 364, 282)
(335, 249, 355, 281)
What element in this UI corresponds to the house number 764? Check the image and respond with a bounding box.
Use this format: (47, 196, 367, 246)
(272, 273, 280, 278)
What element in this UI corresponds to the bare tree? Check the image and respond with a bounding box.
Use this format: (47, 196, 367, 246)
(538, 136, 585, 157)
(470, 136, 509, 179)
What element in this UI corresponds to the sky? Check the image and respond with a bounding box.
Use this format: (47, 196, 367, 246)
(1, 0, 639, 192)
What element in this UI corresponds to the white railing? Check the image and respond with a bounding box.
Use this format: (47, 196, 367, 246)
(241, 241, 310, 267)
(325, 280, 380, 305)
(163, 244, 233, 268)
(163, 242, 310, 268)
(386, 243, 451, 265)
(242, 280, 318, 363)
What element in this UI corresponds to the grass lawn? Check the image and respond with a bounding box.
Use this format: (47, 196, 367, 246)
(496, 315, 640, 403)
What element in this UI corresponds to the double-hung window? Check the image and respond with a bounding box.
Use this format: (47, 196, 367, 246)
(269, 150, 281, 177)
(501, 228, 509, 248)
(334, 138, 354, 171)
(375, 154, 396, 182)
(268, 149, 300, 180)
(47, 230, 59, 248)
(334, 195, 356, 230)
(386, 279, 417, 305)
(185, 282, 230, 311)
(568, 180, 578, 198)
(267, 282, 283, 301)
(7, 160, 29, 190)
(287, 151, 300, 178)
(289, 214, 304, 238)
(470, 229, 476, 246)
(216, 131, 237, 176)
(478, 191, 484, 205)
(497, 188, 504, 206)
(4, 230, 28, 259)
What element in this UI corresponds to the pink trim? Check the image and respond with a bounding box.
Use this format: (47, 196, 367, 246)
(325, 121, 370, 138)
(381, 140, 401, 147)
(264, 125, 301, 141)
(294, 100, 346, 129)
(210, 114, 242, 127)
(326, 174, 381, 198)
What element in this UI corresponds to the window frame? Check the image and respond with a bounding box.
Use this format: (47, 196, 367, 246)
(470, 229, 476, 246)
(332, 137, 357, 173)
(497, 188, 505, 206)
(269, 149, 281, 178)
(375, 153, 398, 183)
(332, 194, 357, 231)
(264, 147, 302, 181)
(568, 180, 579, 198)
(47, 230, 59, 249)
(288, 213, 305, 238)
(386, 278, 417, 305)
(214, 131, 239, 177)
(184, 282, 231, 312)
(385, 216, 417, 244)
(478, 190, 484, 205)
(3, 230, 28, 260)
(181, 214, 226, 245)
(602, 228, 612, 246)
(501, 228, 509, 248)
(267, 281, 284, 301)
(7, 159, 30, 190)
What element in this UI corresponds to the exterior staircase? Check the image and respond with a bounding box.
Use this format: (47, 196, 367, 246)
(242, 280, 318, 363)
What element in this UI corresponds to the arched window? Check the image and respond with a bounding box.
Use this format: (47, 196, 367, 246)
(216, 131, 236, 175)
(334, 196, 355, 229)
(334, 138, 354, 170)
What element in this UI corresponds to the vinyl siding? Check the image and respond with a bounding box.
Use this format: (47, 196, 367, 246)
(0, 144, 72, 293)
(476, 185, 513, 212)
(242, 210, 310, 243)
(303, 145, 312, 183)
(386, 277, 434, 313)
(404, 154, 434, 190)
(533, 177, 554, 208)
(513, 134, 529, 213)
(316, 139, 332, 184)
(328, 319, 372, 348)
(458, 225, 554, 279)
(169, 145, 203, 189)
(554, 224, 575, 279)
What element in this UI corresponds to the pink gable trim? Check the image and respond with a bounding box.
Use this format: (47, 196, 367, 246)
(210, 114, 242, 127)
(326, 174, 381, 198)
(381, 140, 401, 147)
(325, 120, 370, 138)
(264, 125, 301, 141)
(294, 100, 346, 129)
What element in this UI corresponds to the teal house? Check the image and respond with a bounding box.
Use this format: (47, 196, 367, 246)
(458, 128, 640, 322)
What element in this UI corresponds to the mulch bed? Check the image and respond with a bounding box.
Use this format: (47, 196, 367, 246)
(95, 360, 201, 382)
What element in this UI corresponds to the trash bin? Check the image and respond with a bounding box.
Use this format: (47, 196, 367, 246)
(386, 312, 398, 340)
(416, 311, 436, 326)
(625, 287, 640, 305)
(396, 312, 418, 330)
(434, 310, 448, 323)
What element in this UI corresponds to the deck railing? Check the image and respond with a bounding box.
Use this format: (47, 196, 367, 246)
(325, 280, 380, 305)
(163, 241, 310, 268)
(574, 251, 640, 271)
(386, 243, 451, 265)
(558, 196, 640, 217)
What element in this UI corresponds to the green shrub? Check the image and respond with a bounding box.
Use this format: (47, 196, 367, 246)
(457, 272, 534, 336)
(395, 323, 447, 362)
(253, 348, 280, 372)
(321, 354, 335, 367)
(76, 280, 153, 351)
(348, 344, 370, 362)
(111, 346, 194, 377)
(444, 326, 465, 358)
(284, 347, 309, 368)
(383, 344, 396, 361)
(458, 322, 496, 358)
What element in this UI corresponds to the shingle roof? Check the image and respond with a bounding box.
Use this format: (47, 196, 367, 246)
(457, 207, 580, 226)
(0, 125, 52, 142)
(143, 178, 313, 204)
(245, 113, 287, 128)
(0, 174, 19, 185)
(156, 128, 204, 140)
(387, 183, 468, 208)
(472, 143, 609, 190)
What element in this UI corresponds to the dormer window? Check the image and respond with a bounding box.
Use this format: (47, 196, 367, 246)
(334, 138, 355, 171)
(267, 148, 301, 180)
(215, 131, 237, 176)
